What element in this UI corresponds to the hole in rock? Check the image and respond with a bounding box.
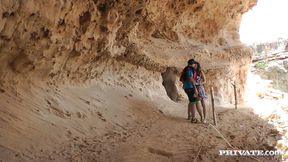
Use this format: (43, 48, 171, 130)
(193, 5, 203, 12)
(92, 0, 98, 4)
(30, 32, 39, 41)
(187, 0, 197, 5)
(2, 12, 10, 18)
(41, 27, 50, 38)
(58, 19, 65, 26)
(2, 12, 14, 18)
(97, 3, 109, 13)
(161, 67, 180, 102)
(0, 88, 5, 93)
(100, 25, 108, 32)
(79, 11, 91, 33)
(135, 9, 142, 15)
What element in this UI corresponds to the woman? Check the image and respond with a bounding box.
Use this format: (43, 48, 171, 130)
(194, 62, 207, 123)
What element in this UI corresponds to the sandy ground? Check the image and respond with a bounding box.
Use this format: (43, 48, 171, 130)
(0, 81, 283, 162)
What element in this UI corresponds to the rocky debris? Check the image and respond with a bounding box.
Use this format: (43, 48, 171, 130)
(266, 106, 288, 158)
(253, 56, 288, 93)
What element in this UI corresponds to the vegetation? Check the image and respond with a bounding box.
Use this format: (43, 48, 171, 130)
(254, 61, 268, 69)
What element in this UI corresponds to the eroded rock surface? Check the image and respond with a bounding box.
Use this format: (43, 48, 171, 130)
(0, 0, 256, 103)
(1, 1, 272, 161)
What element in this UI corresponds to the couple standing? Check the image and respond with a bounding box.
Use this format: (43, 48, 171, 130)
(180, 59, 207, 123)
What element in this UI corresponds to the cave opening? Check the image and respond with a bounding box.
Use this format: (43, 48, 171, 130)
(161, 67, 180, 102)
(240, 0, 288, 155)
(240, 0, 288, 45)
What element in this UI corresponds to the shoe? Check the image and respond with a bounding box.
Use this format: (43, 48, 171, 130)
(202, 119, 207, 124)
(187, 116, 191, 120)
(191, 118, 198, 123)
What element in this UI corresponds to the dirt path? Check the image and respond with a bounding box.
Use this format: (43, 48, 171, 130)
(0, 84, 282, 162)
(97, 109, 280, 162)
(39, 106, 281, 162)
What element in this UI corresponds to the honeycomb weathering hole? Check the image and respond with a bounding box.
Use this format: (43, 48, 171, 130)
(161, 67, 180, 102)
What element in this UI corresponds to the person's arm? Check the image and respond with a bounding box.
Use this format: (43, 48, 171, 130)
(201, 71, 206, 84)
(189, 77, 199, 95)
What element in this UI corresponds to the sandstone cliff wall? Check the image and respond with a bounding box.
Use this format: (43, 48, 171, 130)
(0, 0, 256, 103)
(0, 0, 261, 161)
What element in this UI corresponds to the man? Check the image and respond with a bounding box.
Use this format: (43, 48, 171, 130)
(180, 59, 203, 123)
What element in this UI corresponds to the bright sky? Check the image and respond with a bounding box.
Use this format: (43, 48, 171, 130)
(240, 0, 288, 45)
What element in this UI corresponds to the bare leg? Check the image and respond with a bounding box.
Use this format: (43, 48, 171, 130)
(190, 103, 196, 119)
(201, 99, 206, 120)
(187, 103, 191, 119)
(195, 101, 203, 121)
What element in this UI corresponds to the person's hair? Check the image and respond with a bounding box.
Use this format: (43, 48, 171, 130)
(195, 61, 201, 75)
(187, 59, 195, 65)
